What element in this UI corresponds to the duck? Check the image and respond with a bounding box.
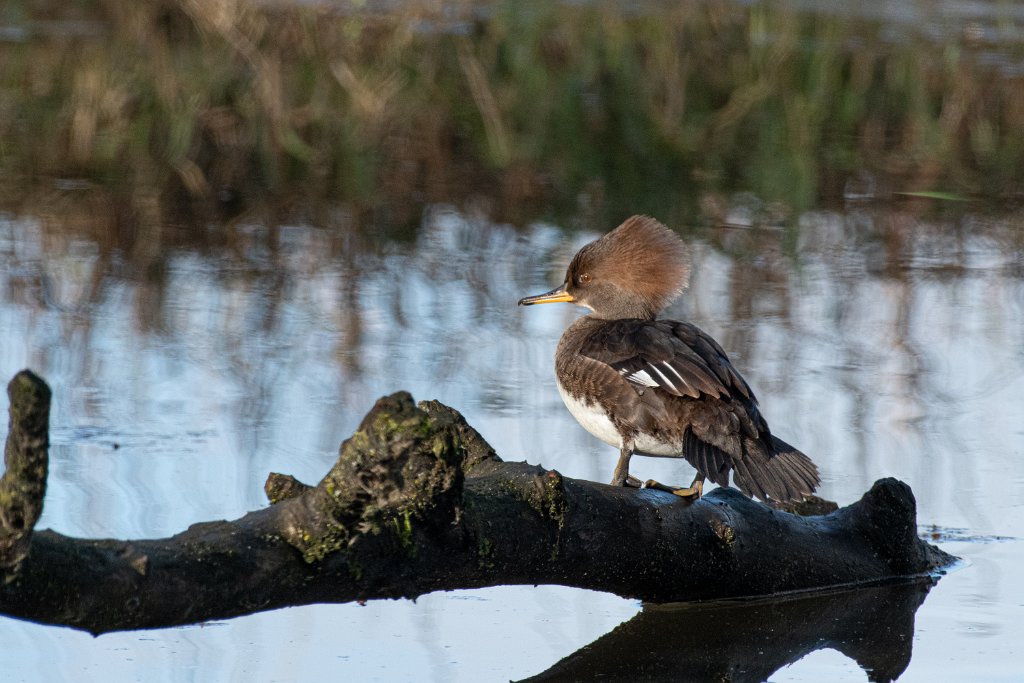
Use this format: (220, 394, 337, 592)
(518, 215, 819, 503)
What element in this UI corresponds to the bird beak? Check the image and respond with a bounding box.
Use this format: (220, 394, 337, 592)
(518, 282, 574, 306)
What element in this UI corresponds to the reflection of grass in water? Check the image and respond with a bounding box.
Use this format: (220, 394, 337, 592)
(2, 0, 1024, 229)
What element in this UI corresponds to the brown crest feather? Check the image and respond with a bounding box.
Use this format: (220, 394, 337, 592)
(568, 215, 690, 318)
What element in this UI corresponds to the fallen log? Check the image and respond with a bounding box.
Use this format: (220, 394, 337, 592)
(0, 370, 954, 635)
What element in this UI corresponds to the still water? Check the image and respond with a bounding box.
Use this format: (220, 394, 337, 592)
(1, 203, 1022, 681)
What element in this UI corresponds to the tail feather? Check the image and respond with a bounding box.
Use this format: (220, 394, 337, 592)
(682, 430, 821, 504)
(683, 428, 731, 488)
(740, 439, 790, 501)
(766, 436, 821, 499)
(731, 453, 767, 501)
(730, 437, 820, 503)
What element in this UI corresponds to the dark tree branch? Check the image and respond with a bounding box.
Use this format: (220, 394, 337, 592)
(0, 372, 954, 636)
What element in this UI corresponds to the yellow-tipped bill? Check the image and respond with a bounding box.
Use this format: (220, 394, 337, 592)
(518, 283, 574, 306)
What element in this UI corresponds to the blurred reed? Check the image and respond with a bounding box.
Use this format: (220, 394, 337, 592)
(1, 0, 1023, 236)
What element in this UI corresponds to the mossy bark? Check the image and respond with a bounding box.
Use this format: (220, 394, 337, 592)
(0, 375, 954, 635)
(0, 370, 50, 577)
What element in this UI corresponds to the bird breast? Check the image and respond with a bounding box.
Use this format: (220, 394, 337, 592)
(555, 378, 682, 457)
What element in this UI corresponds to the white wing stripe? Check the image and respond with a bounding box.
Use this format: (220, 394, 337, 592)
(647, 364, 679, 393)
(660, 361, 689, 388)
(623, 369, 659, 387)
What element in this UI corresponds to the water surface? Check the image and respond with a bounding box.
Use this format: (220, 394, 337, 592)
(2, 203, 1022, 681)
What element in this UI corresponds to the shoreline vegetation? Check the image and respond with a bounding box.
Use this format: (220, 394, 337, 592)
(2, 0, 1024, 236)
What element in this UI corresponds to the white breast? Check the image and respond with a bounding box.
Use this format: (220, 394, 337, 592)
(556, 379, 623, 448)
(555, 379, 684, 457)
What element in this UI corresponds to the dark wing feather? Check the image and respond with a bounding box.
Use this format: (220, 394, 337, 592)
(580, 320, 743, 402)
(673, 324, 753, 400)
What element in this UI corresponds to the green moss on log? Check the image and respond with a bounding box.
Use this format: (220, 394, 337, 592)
(288, 392, 466, 564)
(1, 370, 51, 575)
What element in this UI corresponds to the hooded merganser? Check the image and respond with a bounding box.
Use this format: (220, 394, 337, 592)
(519, 215, 819, 503)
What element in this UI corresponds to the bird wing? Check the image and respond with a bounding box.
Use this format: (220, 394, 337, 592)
(577, 319, 757, 404)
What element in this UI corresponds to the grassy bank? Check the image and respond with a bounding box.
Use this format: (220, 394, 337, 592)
(2, 0, 1023, 231)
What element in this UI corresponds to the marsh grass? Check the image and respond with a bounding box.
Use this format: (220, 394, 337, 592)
(2, 0, 1024, 234)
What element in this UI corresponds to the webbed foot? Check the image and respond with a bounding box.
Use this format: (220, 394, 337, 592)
(644, 476, 704, 499)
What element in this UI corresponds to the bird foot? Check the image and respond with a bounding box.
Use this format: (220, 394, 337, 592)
(644, 478, 704, 499)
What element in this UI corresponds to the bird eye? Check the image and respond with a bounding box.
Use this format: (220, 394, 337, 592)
(579, 273, 592, 285)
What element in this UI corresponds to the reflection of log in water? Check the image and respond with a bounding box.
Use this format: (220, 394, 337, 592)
(523, 578, 933, 683)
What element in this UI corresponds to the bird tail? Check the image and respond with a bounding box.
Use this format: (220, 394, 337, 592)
(765, 436, 820, 502)
(732, 435, 820, 504)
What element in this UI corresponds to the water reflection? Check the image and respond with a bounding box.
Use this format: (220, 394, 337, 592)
(522, 579, 937, 683)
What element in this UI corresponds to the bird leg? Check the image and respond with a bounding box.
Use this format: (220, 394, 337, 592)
(610, 447, 633, 487)
(644, 474, 705, 499)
